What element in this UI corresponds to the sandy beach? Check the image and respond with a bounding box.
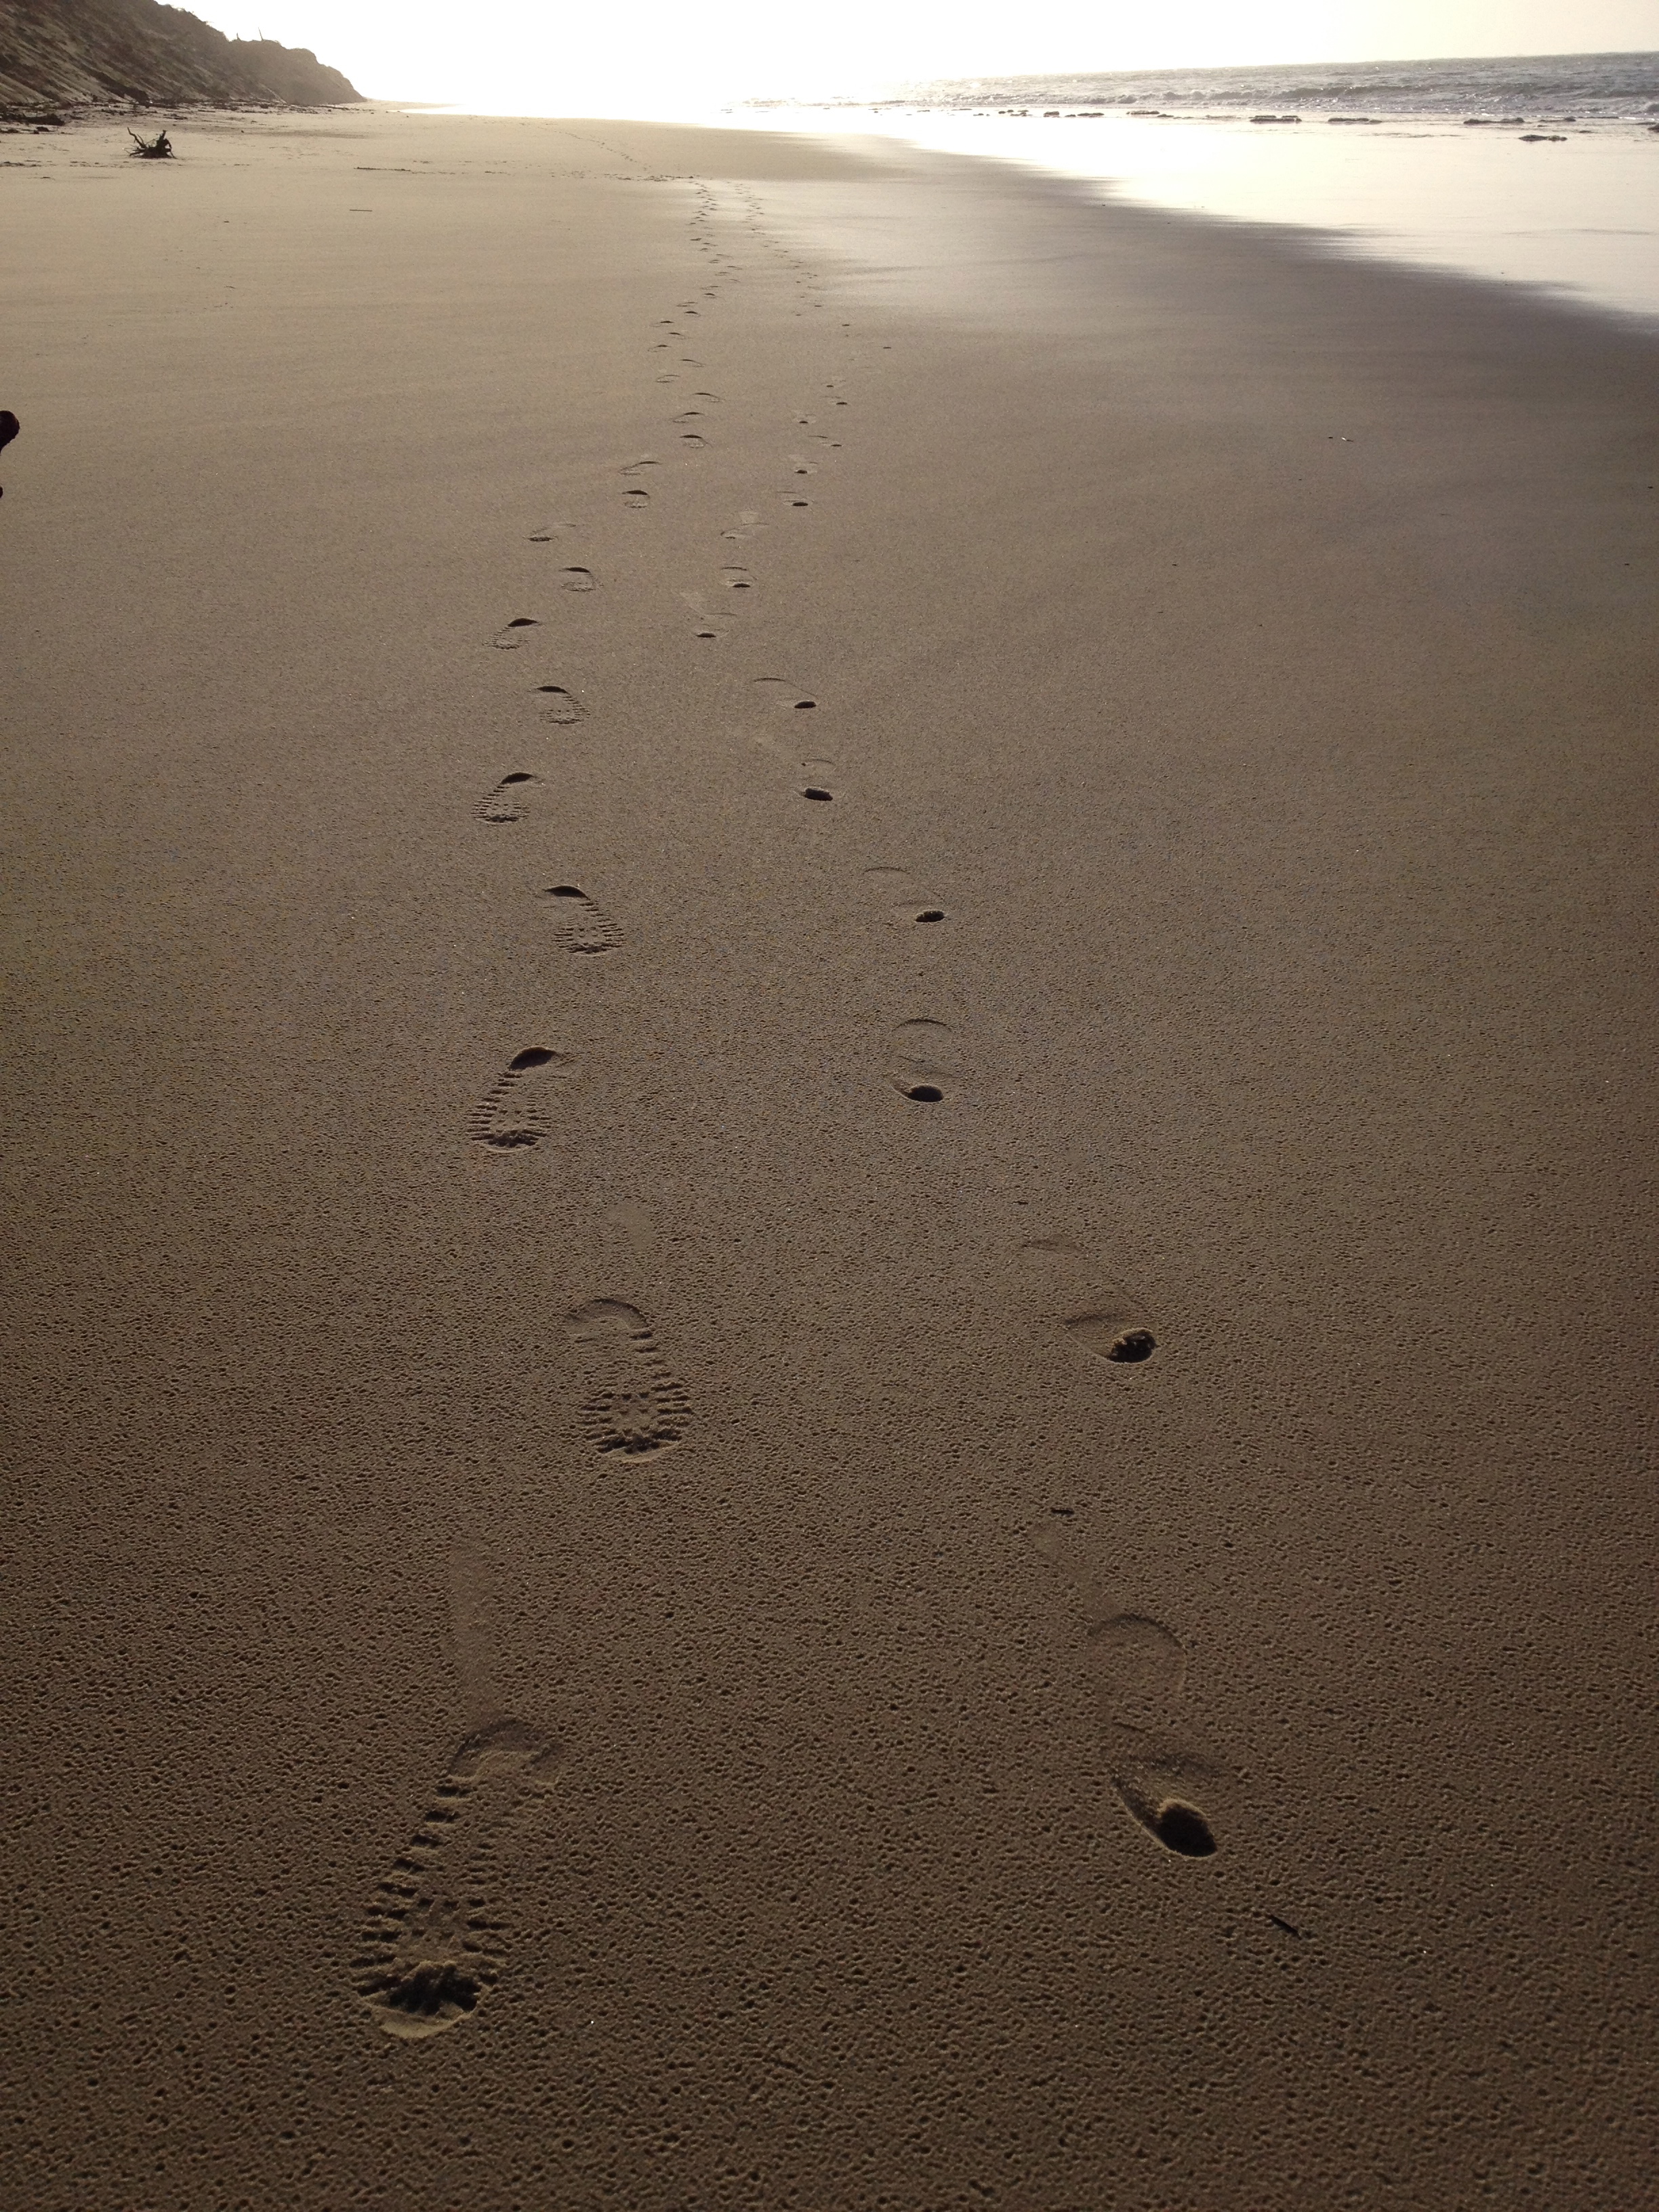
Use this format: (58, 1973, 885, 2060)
(3, 104, 1654, 2208)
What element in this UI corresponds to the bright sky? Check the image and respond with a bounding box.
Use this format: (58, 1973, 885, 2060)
(202, 1, 1659, 110)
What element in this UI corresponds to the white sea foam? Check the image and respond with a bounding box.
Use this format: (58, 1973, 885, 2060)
(726, 53, 1659, 325)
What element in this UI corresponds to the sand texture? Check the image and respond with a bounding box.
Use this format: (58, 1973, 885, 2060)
(2, 106, 1655, 2209)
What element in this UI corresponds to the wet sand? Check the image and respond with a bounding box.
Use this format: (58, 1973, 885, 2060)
(3, 105, 1654, 2209)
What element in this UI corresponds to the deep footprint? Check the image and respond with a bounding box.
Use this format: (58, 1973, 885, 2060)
(1020, 1239, 1160, 1364)
(492, 617, 540, 649)
(565, 1298, 689, 1458)
(539, 884, 621, 955)
(352, 1717, 562, 2042)
(475, 772, 539, 824)
(468, 1046, 574, 1148)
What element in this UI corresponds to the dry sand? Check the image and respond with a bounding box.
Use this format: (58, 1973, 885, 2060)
(3, 104, 1655, 2209)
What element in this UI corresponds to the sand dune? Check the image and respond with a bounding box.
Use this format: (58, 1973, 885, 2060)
(2, 102, 1654, 2209)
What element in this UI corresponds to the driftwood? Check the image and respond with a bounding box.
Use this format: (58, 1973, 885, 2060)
(127, 127, 173, 158)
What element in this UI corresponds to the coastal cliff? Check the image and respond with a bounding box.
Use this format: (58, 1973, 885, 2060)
(0, 0, 361, 112)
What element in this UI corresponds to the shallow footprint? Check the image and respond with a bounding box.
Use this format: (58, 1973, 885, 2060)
(560, 567, 597, 593)
(889, 1016, 957, 1103)
(1020, 1239, 1159, 1365)
(863, 864, 947, 928)
(539, 884, 621, 955)
(752, 676, 817, 714)
(468, 1046, 574, 1148)
(1084, 1612, 1219, 1858)
(565, 1298, 689, 1458)
(1084, 1612, 1187, 1733)
(492, 617, 540, 649)
(679, 590, 731, 643)
(1037, 1533, 1221, 1859)
(476, 771, 539, 824)
(351, 1717, 562, 2042)
(535, 684, 585, 726)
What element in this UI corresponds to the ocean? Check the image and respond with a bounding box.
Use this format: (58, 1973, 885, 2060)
(730, 52, 1659, 325)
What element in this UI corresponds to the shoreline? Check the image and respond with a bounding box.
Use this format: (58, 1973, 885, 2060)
(3, 107, 1654, 2209)
(720, 97, 1659, 328)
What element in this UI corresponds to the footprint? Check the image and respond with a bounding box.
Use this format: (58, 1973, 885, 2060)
(565, 1299, 689, 1458)
(863, 864, 947, 927)
(678, 590, 730, 643)
(1035, 1533, 1221, 1860)
(476, 772, 539, 824)
(624, 487, 651, 510)
(560, 567, 596, 593)
(1084, 1608, 1218, 1857)
(889, 1017, 956, 1103)
(468, 1047, 574, 1148)
(604, 1198, 656, 1268)
(1084, 1612, 1187, 1732)
(492, 617, 539, 649)
(752, 676, 817, 714)
(721, 567, 756, 595)
(529, 520, 579, 543)
(538, 884, 621, 956)
(535, 684, 585, 726)
(680, 432, 706, 449)
(1020, 1240, 1159, 1365)
(351, 1717, 562, 2041)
